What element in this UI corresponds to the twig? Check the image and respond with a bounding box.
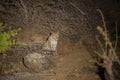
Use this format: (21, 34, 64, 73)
(19, 0, 28, 19)
(96, 36, 105, 53)
(94, 51, 103, 59)
(97, 9, 108, 53)
(114, 22, 118, 51)
(69, 2, 86, 15)
(90, 59, 105, 67)
(97, 9, 107, 33)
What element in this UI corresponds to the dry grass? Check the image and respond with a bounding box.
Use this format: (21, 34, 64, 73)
(94, 9, 120, 80)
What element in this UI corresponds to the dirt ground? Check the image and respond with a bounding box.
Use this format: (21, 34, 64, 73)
(51, 44, 100, 80)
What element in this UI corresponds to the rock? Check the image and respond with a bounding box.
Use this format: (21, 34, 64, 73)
(23, 53, 54, 72)
(0, 72, 55, 80)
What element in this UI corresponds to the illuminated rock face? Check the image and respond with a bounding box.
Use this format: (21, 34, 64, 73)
(0, 0, 102, 55)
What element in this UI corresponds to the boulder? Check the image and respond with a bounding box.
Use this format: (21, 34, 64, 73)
(23, 53, 54, 72)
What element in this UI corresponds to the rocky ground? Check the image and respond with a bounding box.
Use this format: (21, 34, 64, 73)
(0, 42, 101, 80)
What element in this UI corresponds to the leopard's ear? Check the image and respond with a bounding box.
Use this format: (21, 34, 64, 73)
(50, 32, 52, 35)
(50, 31, 54, 35)
(49, 31, 54, 35)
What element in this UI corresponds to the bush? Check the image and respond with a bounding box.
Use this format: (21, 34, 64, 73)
(0, 23, 20, 57)
(95, 9, 120, 80)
